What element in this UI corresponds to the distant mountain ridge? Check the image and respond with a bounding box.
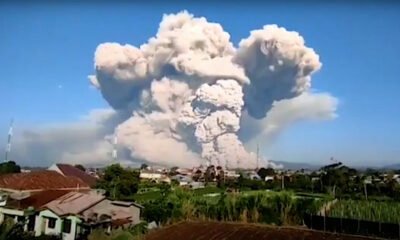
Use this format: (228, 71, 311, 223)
(381, 163, 400, 170)
(271, 161, 400, 171)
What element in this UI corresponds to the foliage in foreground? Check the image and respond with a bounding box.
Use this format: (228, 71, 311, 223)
(0, 221, 60, 240)
(328, 199, 400, 223)
(87, 223, 148, 240)
(141, 189, 324, 226)
(0, 161, 21, 175)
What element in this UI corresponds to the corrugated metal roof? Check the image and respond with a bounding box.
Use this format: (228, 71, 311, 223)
(111, 200, 144, 209)
(0, 171, 90, 191)
(44, 191, 105, 216)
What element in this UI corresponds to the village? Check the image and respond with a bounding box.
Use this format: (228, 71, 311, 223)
(1, 160, 400, 239)
(0, 162, 268, 239)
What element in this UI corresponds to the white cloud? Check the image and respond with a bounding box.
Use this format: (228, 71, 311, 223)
(241, 92, 338, 147)
(9, 109, 129, 167)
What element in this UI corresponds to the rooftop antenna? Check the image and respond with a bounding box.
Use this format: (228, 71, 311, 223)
(4, 118, 13, 163)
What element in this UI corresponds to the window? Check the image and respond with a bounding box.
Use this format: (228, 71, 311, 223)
(62, 219, 72, 233)
(47, 218, 56, 229)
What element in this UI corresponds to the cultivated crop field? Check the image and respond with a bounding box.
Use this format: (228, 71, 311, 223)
(328, 200, 400, 223)
(144, 222, 378, 240)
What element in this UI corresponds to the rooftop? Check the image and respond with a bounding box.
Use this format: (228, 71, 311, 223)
(111, 200, 144, 209)
(5, 190, 72, 210)
(0, 170, 90, 192)
(55, 164, 97, 187)
(44, 191, 105, 216)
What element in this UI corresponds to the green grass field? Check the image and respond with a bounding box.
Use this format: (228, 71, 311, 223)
(328, 199, 400, 223)
(134, 191, 162, 202)
(133, 186, 331, 203)
(134, 186, 223, 200)
(193, 186, 223, 195)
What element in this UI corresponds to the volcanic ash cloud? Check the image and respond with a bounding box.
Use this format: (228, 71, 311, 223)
(88, 11, 336, 169)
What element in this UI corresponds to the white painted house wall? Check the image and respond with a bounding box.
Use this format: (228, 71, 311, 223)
(37, 210, 62, 237)
(0, 207, 25, 222)
(265, 176, 274, 181)
(0, 207, 27, 230)
(62, 216, 82, 240)
(36, 210, 81, 240)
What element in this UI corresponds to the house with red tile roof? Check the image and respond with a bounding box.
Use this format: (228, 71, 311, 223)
(48, 164, 97, 187)
(0, 170, 90, 193)
(0, 190, 73, 233)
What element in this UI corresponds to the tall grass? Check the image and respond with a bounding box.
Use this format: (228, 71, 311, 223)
(328, 200, 400, 223)
(142, 189, 325, 226)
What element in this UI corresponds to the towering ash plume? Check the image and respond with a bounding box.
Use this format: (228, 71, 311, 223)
(89, 11, 329, 168)
(235, 25, 322, 119)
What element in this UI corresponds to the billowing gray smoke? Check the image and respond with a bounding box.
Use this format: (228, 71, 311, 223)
(235, 25, 322, 119)
(89, 11, 335, 169)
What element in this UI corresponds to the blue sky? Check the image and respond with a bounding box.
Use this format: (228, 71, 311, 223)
(1, 1, 399, 166)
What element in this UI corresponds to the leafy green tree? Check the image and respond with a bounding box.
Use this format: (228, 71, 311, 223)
(128, 221, 148, 238)
(192, 169, 202, 181)
(0, 161, 21, 175)
(287, 174, 313, 192)
(142, 199, 173, 225)
(159, 183, 171, 197)
(257, 168, 275, 180)
(169, 166, 179, 176)
(236, 174, 264, 190)
(205, 165, 216, 184)
(140, 163, 148, 170)
(319, 163, 359, 197)
(216, 166, 225, 188)
(96, 164, 139, 199)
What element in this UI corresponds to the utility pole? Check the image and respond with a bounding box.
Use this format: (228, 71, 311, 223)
(281, 172, 285, 190)
(4, 118, 13, 163)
